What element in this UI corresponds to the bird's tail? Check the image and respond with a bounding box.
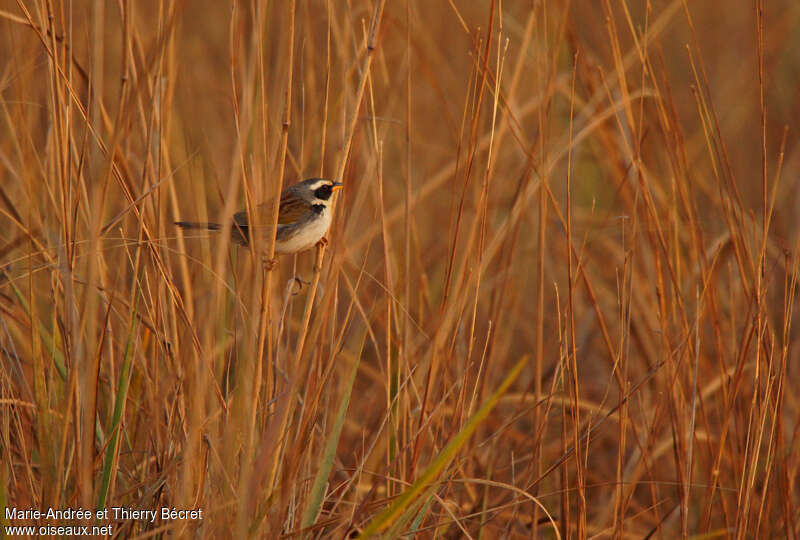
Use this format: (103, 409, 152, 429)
(174, 221, 221, 232)
(175, 221, 248, 246)
(175, 221, 249, 245)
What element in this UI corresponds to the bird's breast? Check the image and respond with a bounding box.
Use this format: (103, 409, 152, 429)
(275, 208, 332, 254)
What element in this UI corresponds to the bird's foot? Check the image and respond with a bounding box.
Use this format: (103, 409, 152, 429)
(263, 257, 278, 271)
(289, 276, 310, 295)
(313, 238, 328, 272)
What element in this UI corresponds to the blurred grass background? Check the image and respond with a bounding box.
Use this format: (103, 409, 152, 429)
(2, 0, 800, 537)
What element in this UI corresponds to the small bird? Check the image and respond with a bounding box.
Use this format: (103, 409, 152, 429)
(175, 178, 343, 255)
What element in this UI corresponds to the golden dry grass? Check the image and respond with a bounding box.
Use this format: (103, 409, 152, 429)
(2, 0, 800, 538)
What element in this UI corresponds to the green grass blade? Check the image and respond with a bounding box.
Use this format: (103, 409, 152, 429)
(5, 273, 67, 380)
(358, 356, 528, 538)
(407, 493, 434, 534)
(96, 286, 140, 509)
(382, 488, 436, 539)
(300, 332, 365, 530)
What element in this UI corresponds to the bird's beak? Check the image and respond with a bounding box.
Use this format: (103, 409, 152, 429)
(331, 182, 344, 192)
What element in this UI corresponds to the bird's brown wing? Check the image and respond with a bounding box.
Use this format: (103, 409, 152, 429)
(275, 192, 310, 224)
(235, 194, 308, 224)
(231, 193, 310, 244)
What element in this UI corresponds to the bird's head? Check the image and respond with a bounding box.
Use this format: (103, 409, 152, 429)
(298, 178, 343, 204)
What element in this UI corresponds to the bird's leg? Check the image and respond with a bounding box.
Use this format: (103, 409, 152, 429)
(315, 237, 329, 248)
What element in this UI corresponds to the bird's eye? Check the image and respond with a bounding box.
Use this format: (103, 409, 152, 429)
(314, 184, 333, 200)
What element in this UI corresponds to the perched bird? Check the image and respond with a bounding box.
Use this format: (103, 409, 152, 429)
(175, 178, 343, 255)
